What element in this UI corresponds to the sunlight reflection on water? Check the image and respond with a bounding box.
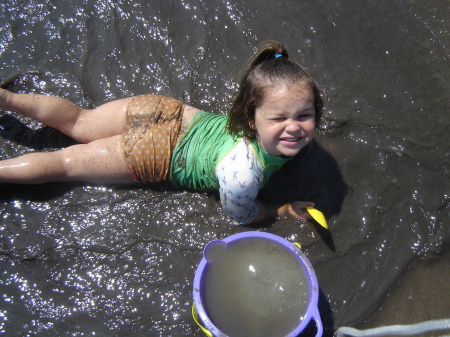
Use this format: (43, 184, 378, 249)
(0, 0, 449, 335)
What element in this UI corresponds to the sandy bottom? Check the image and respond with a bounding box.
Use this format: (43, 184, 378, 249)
(359, 244, 450, 337)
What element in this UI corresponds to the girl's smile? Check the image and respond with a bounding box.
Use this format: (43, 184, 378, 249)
(251, 84, 316, 157)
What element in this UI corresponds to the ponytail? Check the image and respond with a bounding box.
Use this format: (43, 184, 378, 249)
(247, 40, 289, 69)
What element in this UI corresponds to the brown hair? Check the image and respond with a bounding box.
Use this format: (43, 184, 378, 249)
(226, 40, 324, 139)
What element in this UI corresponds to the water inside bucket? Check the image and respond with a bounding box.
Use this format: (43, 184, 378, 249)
(202, 237, 309, 337)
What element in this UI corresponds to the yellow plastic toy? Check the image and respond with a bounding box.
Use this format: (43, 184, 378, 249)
(306, 207, 328, 229)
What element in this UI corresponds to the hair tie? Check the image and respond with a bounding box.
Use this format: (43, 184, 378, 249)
(274, 53, 283, 59)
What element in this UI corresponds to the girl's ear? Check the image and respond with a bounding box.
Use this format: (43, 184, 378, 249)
(247, 105, 257, 130)
(248, 119, 256, 130)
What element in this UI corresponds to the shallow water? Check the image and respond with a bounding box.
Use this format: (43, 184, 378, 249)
(0, 0, 449, 336)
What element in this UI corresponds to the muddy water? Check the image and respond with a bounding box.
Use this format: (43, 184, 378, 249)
(202, 238, 309, 337)
(0, 0, 449, 336)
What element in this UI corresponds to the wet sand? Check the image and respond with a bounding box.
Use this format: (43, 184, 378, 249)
(359, 244, 450, 336)
(0, 0, 449, 335)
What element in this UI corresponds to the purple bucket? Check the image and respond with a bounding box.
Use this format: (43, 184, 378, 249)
(193, 231, 323, 337)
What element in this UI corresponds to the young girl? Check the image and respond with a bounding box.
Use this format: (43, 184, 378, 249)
(0, 40, 323, 225)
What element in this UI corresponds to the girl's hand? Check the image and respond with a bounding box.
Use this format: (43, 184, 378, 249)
(278, 201, 315, 219)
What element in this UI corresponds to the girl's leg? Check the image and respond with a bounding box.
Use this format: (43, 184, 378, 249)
(0, 135, 136, 184)
(0, 88, 132, 143)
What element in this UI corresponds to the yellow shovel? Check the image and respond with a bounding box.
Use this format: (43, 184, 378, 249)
(306, 207, 328, 229)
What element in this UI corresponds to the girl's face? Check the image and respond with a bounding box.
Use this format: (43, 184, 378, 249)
(250, 84, 316, 157)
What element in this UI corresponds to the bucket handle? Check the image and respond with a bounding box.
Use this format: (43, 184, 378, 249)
(192, 303, 214, 337)
(312, 306, 323, 337)
(294, 242, 323, 337)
